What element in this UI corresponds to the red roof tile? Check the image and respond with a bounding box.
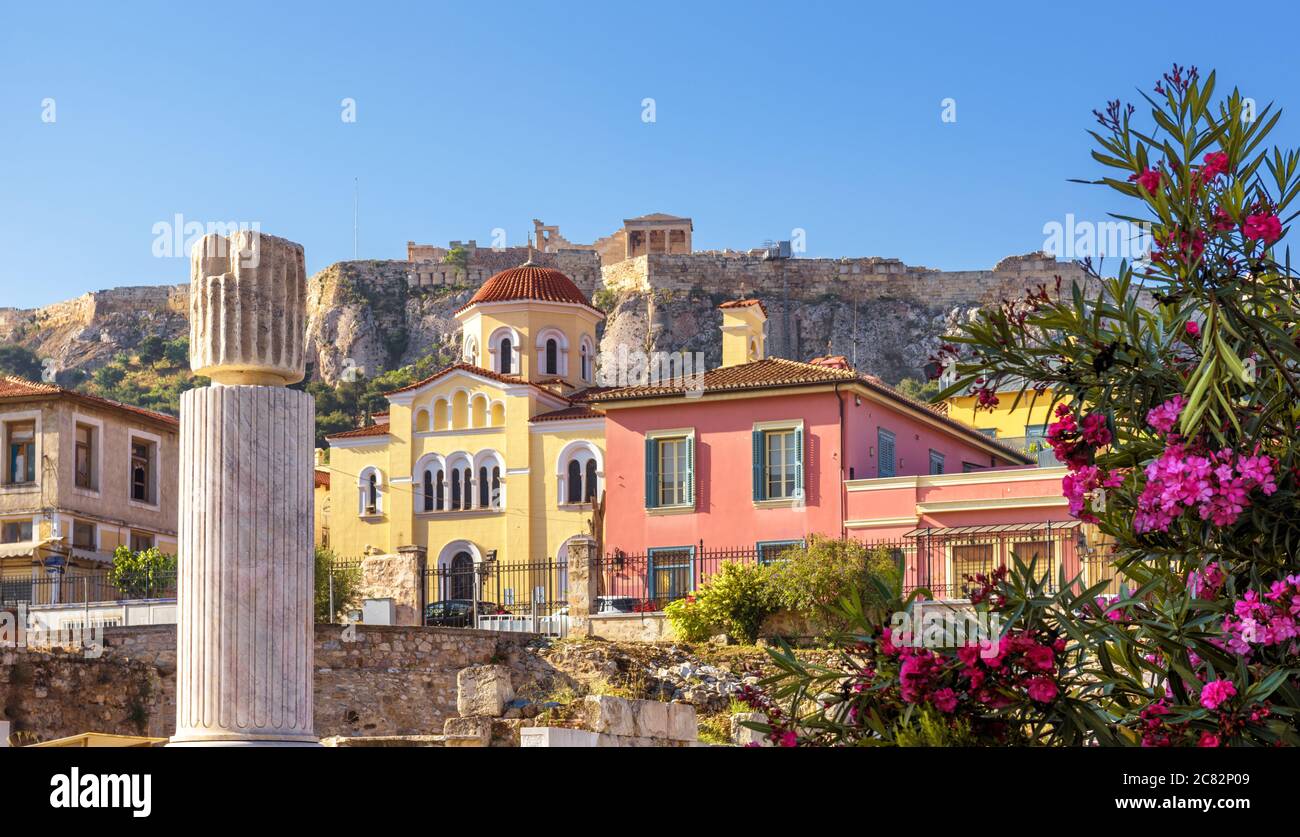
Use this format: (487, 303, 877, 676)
(531, 405, 602, 423)
(0, 376, 179, 427)
(719, 298, 768, 317)
(314, 470, 331, 489)
(457, 263, 600, 314)
(588, 360, 1031, 464)
(326, 423, 391, 440)
(383, 362, 559, 398)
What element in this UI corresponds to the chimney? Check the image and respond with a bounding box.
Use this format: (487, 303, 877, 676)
(718, 299, 768, 367)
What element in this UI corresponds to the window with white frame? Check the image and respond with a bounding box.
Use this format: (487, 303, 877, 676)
(358, 467, 384, 515)
(757, 539, 804, 564)
(5, 420, 35, 485)
(579, 335, 595, 382)
(1, 519, 32, 543)
(558, 442, 601, 506)
(929, 449, 945, 475)
(72, 520, 97, 550)
(74, 422, 97, 490)
(129, 436, 157, 504)
(645, 433, 693, 509)
(753, 424, 803, 501)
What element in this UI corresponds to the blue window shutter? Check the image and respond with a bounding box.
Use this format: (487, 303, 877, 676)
(645, 438, 657, 508)
(794, 427, 804, 498)
(879, 428, 896, 477)
(686, 436, 695, 507)
(752, 430, 765, 501)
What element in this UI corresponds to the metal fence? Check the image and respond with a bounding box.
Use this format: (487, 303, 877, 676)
(0, 571, 178, 607)
(422, 559, 569, 636)
(597, 524, 1111, 610)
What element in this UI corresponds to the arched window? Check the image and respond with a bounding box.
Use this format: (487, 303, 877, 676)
(450, 552, 474, 600)
(545, 338, 559, 375)
(414, 409, 430, 433)
(557, 441, 602, 506)
(358, 467, 384, 516)
(463, 335, 479, 366)
(491, 467, 501, 509)
(567, 459, 582, 504)
(451, 471, 462, 510)
(436, 469, 445, 510)
(580, 342, 590, 381)
(423, 469, 435, 512)
(462, 467, 473, 509)
(478, 466, 490, 508)
(498, 337, 512, 374)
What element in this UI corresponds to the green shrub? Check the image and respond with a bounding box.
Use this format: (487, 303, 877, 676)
(767, 536, 899, 623)
(108, 546, 177, 598)
(664, 596, 715, 643)
(315, 547, 361, 622)
(666, 560, 778, 645)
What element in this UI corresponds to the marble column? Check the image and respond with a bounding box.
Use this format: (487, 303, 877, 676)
(171, 230, 317, 746)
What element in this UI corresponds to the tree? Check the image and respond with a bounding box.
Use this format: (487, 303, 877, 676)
(0, 344, 43, 381)
(937, 65, 1300, 746)
(315, 547, 361, 622)
(108, 545, 177, 599)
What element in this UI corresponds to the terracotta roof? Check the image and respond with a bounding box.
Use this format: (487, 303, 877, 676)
(719, 298, 768, 317)
(383, 362, 556, 398)
(810, 355, 851, 370)
(592, 357, 857, 401)
(568, 386, 615, 402)
(326, 423, 391, 440)
(531, 405, 602, 423)
(314, 470, 331, 489)
(456, 263, 599, 314)
(589, 360, 1031, 464)
(0, 376, 179, 427)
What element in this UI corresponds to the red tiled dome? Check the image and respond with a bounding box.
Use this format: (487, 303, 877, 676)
(459, 263, 597, 312)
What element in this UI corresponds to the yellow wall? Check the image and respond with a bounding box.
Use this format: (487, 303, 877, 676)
(945, 389, 1066, 441)
(327, 295, 604, 574)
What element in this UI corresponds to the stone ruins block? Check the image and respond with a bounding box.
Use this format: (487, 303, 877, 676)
(456, 665, 514, 717)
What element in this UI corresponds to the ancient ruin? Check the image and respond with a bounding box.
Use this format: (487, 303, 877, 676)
(170, 230, 317, 746)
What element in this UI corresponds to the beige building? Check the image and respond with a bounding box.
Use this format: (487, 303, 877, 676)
(0, 376, 179, 580)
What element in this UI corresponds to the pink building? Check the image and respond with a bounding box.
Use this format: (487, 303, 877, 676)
(587, 302, 1086, 605)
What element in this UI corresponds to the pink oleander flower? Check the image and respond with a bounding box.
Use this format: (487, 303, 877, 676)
(1146, 395, 1185, 435)
(1131, 167, 1162, 193)
(1185, 321, 1200, 338)
(1188, 563, 1224, 599)
(1200, 678, 1236, 711)
(932, 688, 958, 713)
(1202, 151, 1230, 180)
(1198, 731, 1222, 748)
(1080, 412, 1111, 446)
(1134, 445, 1276, 533)
(1026, 676, 1058, 703)
(1242, 213, 1282, 245)
(778, 730, 798, 747)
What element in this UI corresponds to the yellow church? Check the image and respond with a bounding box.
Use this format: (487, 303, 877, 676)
(325, 260, 605, 586)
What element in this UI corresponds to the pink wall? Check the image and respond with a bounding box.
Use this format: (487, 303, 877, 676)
(603, 386, 1026, 556)
(603, 391, 845, 555)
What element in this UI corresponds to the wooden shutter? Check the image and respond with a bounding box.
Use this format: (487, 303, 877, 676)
(752, 430, 765, 501)
(686, 435, 696, 507)
(645, 438, 657, 508)
(794, 427, 804, 498)
(878, 428, 895, 477)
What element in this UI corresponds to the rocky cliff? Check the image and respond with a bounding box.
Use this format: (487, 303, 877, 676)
(0, 252, 1091, 389)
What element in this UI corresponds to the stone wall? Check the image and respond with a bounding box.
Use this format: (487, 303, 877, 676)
(602, 251, 1090, 307)
(1, 624, 553, 743)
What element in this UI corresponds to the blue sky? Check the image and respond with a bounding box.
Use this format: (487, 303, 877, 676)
(2, 0, 1297, 309)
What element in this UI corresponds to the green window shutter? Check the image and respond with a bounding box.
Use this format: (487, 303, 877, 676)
(752, 430, 765, 501)
(794, 427, 804, 498)
(878, 428, 896, 477)
(645, 438, 657, 508)
(686, 436, 696, 507)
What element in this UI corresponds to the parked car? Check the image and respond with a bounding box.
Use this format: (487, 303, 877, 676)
(423, 599, 504, 628)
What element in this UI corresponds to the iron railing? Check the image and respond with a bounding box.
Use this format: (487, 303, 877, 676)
(422, 559, 569, 636)
(0, 571, 178, 607)
(598, 525, 1101, 610)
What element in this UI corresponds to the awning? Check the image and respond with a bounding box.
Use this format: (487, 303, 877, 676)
(902, 521, 1082, 538)
(28, 732, 167, 748)
(0, 541, 42, 559)
(69, 548, 114, 565)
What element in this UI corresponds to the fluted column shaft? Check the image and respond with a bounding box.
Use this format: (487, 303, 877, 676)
(172, 385, 315, 744)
